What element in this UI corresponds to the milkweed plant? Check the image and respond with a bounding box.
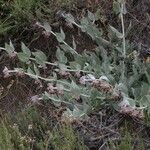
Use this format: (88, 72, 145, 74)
(1, 0, 150, 121)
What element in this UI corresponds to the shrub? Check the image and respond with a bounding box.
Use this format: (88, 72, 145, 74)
(1, 0, 149, 120)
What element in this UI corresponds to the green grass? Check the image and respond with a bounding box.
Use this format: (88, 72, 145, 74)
(0, 121, 15, 150)
(0, 108, 146, 150)
(107, 120, 146, 150)
(0, 0, 76, 35)
(50, 124, 87, 150)
(11, 0, 40, 21)
(0, 107, 87, 150)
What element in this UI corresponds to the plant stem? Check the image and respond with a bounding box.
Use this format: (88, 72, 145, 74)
(30, 57, 93, 73)
(8, 69, 70, 86)
(120, 3, 126, 58)
(29, 57, 58, 66)
(7, 69, 105, 100)
(50, 31, 79, 55)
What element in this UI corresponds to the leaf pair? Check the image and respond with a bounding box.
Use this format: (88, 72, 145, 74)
(18, 42, 47, 65)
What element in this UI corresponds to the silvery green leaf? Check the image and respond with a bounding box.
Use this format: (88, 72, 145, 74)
(56, 47, 67, 64)
(69, 61, 81, 70)
(32, 51, 47, 65)
(115, 46, 123, 53)
(34, 64, 40, 75)
(71, 80, 78, 89)
(88, 10, 95, 22)
(85, 25, 95, 39)
(80, 18, 89, 32)
(94, 9, 101, 21)
(127, 97, 136, 107)
(125, 22, 132, 37)
(72, 106, 85, 118)
(59, 44, 77, 55)
(118, 83, 128, 95)
(99, 37, 110, 47)
(27, 67, 38, 79)
(5, 43, 14, 55)
(122, 2, 127, 14)
(52, 101, 62, 107)
(60, 27, 65, 40)
(27, 67, 35, 75)
(140, 95, 149, 108)
(43, 22, 51, 32)
(113, 1, 121, 15)
(109, 25, 123, 38)
(44, 91, 61, 103)
(60, 44, 72, 52)
(65, 14, 75, 24)
(72, 37, 76, 49)
(80, 17, 89, 26)
(9, 40, 15, 51)
(58, 63, 68, 70)
(21, 42, 31, 57)
(70, 80, 81, 97)
(17, 52, 30, 62)
(63, 106, 85, 119)
(140, 82, 150, 97)
(145, 70, 150, 84)
(42, 92, 49, 100)
(56, 84, 64, 90)
(74, 55, 86, 68)
(43, 91, 51, 99)
(55, 33, 64, 43)
(131, 87, 140, 100)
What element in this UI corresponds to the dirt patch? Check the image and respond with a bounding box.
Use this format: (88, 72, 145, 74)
(73, 108, 150, 149)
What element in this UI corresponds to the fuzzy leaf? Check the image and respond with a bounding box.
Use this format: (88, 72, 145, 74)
(65, 14, 75, 24)
(9, 40, 15, 51)
(58, 63, 68, 70)
(21, 42, 31, 57)
(60, 28, 65, 40)
(56, 47, 67, 64)
(113, 1, 121, 14)
(88, 11, 95, 22)
(43, 22, 51, 32)
(27, 67, 38, 79)
(60, 44, 72, 52)
(145, 70, 150, 84)
(72, 37, 76, 50)
(55, 28, 65, 43)
(32, 51, 47, 65)
(109, 25, 123, 38)
(55, 33, 64, 43)
(94, 9, 101, 21)
(70, 81, 81, 98)
(17, 52, 30, 62)
(69, 61, 81, 70)
(34, 64, 40, 75)
(5, 43, 14, 55)
(122, 2, 127, 14)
